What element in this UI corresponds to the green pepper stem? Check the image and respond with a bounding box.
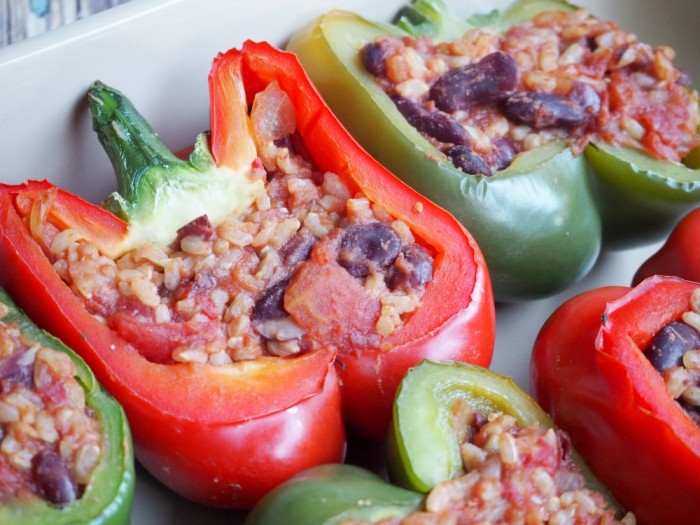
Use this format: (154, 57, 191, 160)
(88, 80, 186, 204)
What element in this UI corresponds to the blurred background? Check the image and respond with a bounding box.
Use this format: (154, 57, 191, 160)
(1, 0, 131, 46)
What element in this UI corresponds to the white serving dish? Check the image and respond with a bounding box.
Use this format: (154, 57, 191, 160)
(0, 0, 696, 522)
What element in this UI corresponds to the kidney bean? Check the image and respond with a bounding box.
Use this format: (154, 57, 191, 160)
(388, 244, 434, 290)
(0, 350, 33, 387)
(392, 96, 470, 146)
(645, 320, 700, 371)
(338, 222, 402, 278)
(569, 81, 601, 115)
(253, 278, 290, 321)
(361, 42, 387, 77)
(171, 214, 214, 250)
(429, 52, 519, 113)
(445, 145, 491, 176)
(503, 91, 588, 129)
(490, 137, 517, 173)
(31, 449, 78, 505)
(279, 228, 316, 266)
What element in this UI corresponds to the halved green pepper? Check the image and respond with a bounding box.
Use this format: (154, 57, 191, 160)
(386, 359, 616, 504)
(0, 287, 135, 525)
(287, 0, 700, 301)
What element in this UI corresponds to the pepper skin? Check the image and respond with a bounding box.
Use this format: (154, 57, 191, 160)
(0, 40, 494, 508)
(633, 206, 700, 284)
(287, 0, 700, 301)
(244, 464, 424, 525)
(0, 288, 134, 525)
(531, 276, 700, 525)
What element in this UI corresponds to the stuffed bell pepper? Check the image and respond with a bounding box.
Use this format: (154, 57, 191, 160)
(531, 275, 700, 525)
(246, 360, 632, 525)
(0, 41, 494, 507)
(0, 287, 134, 524)
(287, 0, 700, 301)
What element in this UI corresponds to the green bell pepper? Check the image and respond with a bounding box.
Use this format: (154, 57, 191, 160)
(244, 464, 424, 525)
(287, 0, 700, 301)
(0, 288, 135, 525)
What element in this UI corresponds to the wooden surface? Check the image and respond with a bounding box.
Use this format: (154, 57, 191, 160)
(1, 0, 131, 46)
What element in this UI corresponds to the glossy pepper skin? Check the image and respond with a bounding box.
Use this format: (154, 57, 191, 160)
(633, 206, 700, 284)
(0, 288, 135, 525)
(244, 464, 424, 525)
(531, 276, 700, 525)
(287, 0, 700, 301)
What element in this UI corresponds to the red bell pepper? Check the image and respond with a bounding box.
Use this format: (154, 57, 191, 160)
(530, 275, 700, 525)
(0, 181, 345, 510)
(633, 206, 700, 284)
(0, 40, 494, 507)
(210, 41, 495, 441)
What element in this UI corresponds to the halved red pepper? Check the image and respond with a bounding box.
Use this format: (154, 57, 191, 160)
(0, 180, 345, 510)
(530, 275, 700, 525)
(211, 41, 495, 442)
(633, 206, 700, 284)
(0, 40, 494, 507)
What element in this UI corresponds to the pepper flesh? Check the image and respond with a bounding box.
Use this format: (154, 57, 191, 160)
(0, 287, 134, 525)
(287, 0, 700, 300)
(531, 276, 700, 525)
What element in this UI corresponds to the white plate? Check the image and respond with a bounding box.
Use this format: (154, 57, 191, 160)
(0, 0, 695, 522)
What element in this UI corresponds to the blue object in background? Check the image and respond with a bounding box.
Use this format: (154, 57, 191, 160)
(30, 0, 50, 17)
(1, 0, 132, 47)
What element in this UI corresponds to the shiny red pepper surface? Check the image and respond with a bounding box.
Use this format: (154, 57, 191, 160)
(531, 276, 700, 525)
(633, 207, 700, 285)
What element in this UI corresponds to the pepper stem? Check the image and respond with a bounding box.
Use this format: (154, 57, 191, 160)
(87, 81, 187, 206)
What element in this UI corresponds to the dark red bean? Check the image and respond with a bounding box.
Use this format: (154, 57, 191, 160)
(503, 91, 588, 129)
(490, 137, 517, 172)
(392, 96, 471, 146)
(171, 214, 214, 250)
(429, 52, 519, 113)
(338, 222, 402, 278)
(253, 279, 290, 321)
(279, 228, 316, 266)
(361, 42, 388, 77)
(388, 244, 434, 289)
(445, 145, 491, 176)
(569, 81, 601, 115)
(645, 320, 700, 372)
(0, 350, 33, 387)
(31, 450, 78, 505)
